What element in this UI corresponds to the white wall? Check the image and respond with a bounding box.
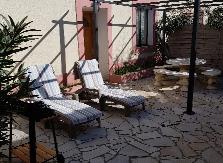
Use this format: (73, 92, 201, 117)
(97, 8, 109, 80)
(0, 0, 79, 75)
(111, 5, 134, 63)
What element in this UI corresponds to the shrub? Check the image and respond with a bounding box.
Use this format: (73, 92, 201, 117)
(0, 15, 40, 159)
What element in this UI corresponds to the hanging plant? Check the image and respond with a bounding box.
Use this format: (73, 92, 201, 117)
(207, 7, 223, 30)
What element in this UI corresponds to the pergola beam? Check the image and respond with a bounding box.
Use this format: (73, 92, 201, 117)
(96, 0, 223, 10)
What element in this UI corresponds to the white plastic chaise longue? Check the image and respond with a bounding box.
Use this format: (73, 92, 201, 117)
(26, 64, 102, 137)
(76, 59, 146, 116)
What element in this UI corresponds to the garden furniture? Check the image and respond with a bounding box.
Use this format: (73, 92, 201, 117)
(166, 58, 206, 72)
(153, 68, 194, 91)
(25, 64, 102, 137)
(76, 59, 145, 117)
(201, 68, 222, 89)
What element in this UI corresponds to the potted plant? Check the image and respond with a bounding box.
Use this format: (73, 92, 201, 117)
(0, 15, 40, 161)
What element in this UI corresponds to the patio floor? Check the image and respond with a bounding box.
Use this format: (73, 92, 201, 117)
(2, 77, 223, 163)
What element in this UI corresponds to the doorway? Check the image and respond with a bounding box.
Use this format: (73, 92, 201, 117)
(83, 11, 95, 59)
(82, 8, 109, 79)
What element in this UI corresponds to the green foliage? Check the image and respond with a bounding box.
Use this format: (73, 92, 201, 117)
(114, 59, 155, 75)
(155, 9, 192, 60)
(0, 15, 40, 156)
(207, 7, 223, 30)
(114, 63, 140, 75)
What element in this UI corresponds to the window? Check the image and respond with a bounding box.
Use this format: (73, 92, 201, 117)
(136, 8, 154, 46)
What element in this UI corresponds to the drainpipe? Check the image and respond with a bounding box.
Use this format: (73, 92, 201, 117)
(186, 0, 200, 115)
(93, 0, 99, 61)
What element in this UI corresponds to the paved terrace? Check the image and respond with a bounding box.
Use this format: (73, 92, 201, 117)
(1, 78, 223, 163)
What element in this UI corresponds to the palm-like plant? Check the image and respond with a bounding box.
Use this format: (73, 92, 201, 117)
(0, 15, 40, 159)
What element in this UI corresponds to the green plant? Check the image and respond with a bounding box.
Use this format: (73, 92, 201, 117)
(0, 15, 40, 159)
(207, 7, 223, 30)
(114, 62, 140, 75)
(155, 9, 192, 61)
(114, 59, 155, 76)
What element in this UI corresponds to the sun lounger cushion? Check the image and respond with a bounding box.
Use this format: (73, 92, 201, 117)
(26, 64, 102, 125)
(77, 59, 105, 89)
(77, 59, 145, 107)
(99, 86, 145, 107)
(41, 96, 102, 125)
(26, 64, 63, 99)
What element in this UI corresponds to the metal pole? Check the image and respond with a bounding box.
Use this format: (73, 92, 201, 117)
(93, 0, 99, 60)
(9, 112, 12, 163)
(186, 0, 200, 115)
(51, 119, 64, 163)
(29, 116, 36, 163)
(162, 10, 167, 62)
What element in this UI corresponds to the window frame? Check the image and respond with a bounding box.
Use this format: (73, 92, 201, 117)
(136, 7, 154, 47)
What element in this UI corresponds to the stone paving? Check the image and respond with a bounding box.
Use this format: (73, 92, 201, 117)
(1, 77, 223, 163)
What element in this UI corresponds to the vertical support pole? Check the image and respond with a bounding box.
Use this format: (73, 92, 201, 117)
(162, 10, 167, 62)
(29, 116, 36, 163)
(93, 0, 99, 60)
(9, 112, 12, 163)
(186, 0, 200, 115)
(51, 119, 64, 163)
(58, 19, 67, 86)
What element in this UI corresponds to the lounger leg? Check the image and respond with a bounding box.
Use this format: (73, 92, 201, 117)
(142, 102, 145, 110)
(96, 118, 101, 128)
(44, 120, 51, 129)
(125, 107, 131, 117)
(99, 96, 106, 111)
(68, 124, 77, 138)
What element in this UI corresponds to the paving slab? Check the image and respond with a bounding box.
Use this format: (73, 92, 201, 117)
(161, 158, 195, 163)
(131, 157, 158, 163)
(160, 127, 182, 138)
(6, 78, 223, 163)
(119, 145, 148, 157)
(82, 145, 110, 160)
(160, 146, 182, 159)
(144, 137, 175, 147)
(202, 148, 223, 163)
(136, 131, 162, 140)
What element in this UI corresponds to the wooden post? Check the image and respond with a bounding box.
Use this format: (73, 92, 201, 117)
(186, 0, 200, 115)
(9, 112, 12, 163)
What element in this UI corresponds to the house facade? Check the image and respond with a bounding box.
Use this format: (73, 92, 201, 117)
(1, 0, 158, 85)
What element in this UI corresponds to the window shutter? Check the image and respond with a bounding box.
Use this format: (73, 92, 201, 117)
(136, 8, 141, 46)
(147, 9, 154, 45)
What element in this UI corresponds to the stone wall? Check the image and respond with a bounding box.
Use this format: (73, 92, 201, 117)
(168, 25, 223, 71)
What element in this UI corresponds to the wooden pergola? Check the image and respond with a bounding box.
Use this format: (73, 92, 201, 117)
(91, 0, 223, 115)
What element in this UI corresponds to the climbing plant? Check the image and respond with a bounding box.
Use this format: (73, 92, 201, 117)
(207, 7, 223, 30)
(154, 9, 192, 61)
